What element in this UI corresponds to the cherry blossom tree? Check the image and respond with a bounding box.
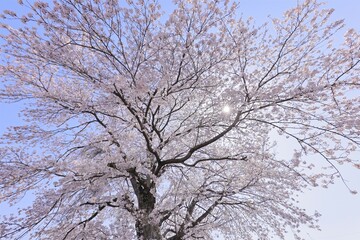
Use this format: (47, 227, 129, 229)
(1, 0, 360, 239)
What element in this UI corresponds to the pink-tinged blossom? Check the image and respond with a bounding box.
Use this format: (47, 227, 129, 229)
(3, 10, 17, 17)
(0, 0, 359, 240)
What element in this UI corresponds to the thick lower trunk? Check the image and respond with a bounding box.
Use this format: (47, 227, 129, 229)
(128, 168, 162, 240)
(135, 216, 162, 240)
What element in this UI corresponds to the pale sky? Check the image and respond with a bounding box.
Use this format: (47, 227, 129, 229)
(0, 1, 359, 240)
(239, 1, 360, 239)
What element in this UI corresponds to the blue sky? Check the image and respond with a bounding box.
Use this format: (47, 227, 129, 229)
(238, 1, 360, 239)
(0, 1, 359, 239)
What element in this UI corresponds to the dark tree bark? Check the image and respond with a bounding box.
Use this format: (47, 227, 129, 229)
(128, 168, 162, 240)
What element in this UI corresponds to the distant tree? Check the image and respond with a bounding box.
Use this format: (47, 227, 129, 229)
(0, 0, 359, 239)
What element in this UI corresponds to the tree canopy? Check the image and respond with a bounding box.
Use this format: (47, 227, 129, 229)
(0, 0, 359, 239)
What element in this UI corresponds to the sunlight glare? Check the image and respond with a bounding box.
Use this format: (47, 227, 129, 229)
(223, 105, 231, 113)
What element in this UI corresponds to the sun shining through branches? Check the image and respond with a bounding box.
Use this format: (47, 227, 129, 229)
(0, 0, 360, 239)
(222, 105, 231, 114)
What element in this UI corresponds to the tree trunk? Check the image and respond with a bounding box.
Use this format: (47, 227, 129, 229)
(135, 216, 162, 240)
(128, 168, 162, 240)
